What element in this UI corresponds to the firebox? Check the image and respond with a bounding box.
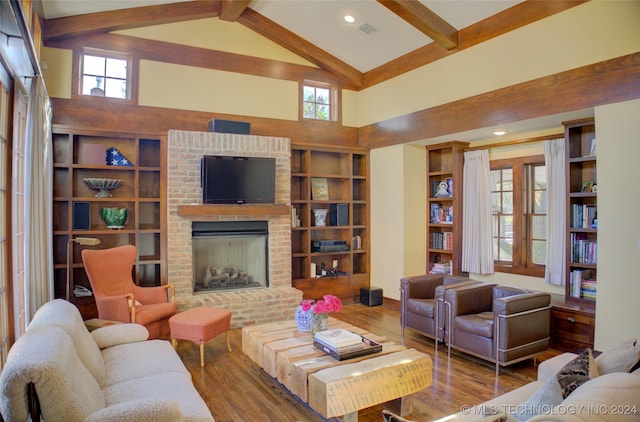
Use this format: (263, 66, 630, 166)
(192, 221, 269, 293)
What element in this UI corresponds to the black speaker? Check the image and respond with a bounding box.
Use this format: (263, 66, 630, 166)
(72, 201, 90, 230)
(360, 287, 383, 307)
(208, 119, 251, 134)
(329, 203, 348, 226)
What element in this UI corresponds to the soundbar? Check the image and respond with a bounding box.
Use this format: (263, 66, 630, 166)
(312, 240, 349, 253)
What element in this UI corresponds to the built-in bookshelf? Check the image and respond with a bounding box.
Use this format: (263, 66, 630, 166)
(564, 118, 597, 304)
(52, 125, 166, 319)
(290, 146, 369, 302)
(426, 142, 468, 275)
(549, 118, 598, 352)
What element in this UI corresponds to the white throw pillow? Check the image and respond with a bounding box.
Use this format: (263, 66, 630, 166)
(511, 376, 564, 421)
(595, 338, 640, 374)
(91, 323, 149, 349)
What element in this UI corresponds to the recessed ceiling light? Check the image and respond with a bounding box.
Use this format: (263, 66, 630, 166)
(344, 15, 356, 23)
(493, 129, 508, 136)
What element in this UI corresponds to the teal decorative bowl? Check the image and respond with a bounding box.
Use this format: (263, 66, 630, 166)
(101, 207, 127, 229)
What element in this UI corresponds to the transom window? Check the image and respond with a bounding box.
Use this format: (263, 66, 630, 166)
(302, 81, 337, 121)
(490, 156, 547, 276)
(81, 50, 130, 99)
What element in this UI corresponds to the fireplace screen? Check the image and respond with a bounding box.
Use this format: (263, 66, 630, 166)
(192, 221, 268, 292)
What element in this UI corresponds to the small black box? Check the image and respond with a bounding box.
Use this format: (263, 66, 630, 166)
(72, 201, 90, 230)
(360, 287, 383, 306)
(208, 119, 250, 134)
(329, 203, 348, 226)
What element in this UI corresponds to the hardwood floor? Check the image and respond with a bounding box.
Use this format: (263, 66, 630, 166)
(174, 302, 559, 421)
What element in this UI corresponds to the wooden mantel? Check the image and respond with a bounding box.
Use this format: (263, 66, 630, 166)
(177, 204, 290, 217)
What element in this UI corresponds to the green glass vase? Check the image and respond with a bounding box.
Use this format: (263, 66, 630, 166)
(101, 207, 127, 229)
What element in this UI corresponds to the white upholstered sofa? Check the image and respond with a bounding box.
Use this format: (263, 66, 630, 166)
(435, 341, 640, 422)
(0, 299, 214, 421)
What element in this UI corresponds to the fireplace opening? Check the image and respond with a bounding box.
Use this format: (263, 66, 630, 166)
(192, 221, 269, 293)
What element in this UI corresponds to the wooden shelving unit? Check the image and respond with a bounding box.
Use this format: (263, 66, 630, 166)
(565, 118, 597, 305)
(52, 125, 166, 319)
(290, 146, 369, 302)
(549, 118, 597, 351)
(425, 142, 468, 275)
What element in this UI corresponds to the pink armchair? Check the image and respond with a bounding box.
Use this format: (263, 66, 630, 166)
(81, 245, 176, 339)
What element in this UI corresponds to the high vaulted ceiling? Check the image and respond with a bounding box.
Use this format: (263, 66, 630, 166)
(37, 0, 587, 91)
(39, 1, 522, 72)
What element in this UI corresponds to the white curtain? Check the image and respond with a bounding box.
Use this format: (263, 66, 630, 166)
(544, 138, 566, 286)
(24, 77, 53, 322)
(462, 150, 494, 274)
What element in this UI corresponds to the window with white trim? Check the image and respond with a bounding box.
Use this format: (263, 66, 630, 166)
(302, 81, 337, 121)
(81, 50, 130, 99)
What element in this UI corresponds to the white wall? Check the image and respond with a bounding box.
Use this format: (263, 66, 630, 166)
(593, 99, 640, 350)
(403, 145, 426, 280)
(370, 144, 426, 300)
(370, 145, 405, 300)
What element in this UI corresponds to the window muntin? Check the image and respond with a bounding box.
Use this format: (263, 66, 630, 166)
(490, 156, 546, 276)
(81, 51, 129, 99)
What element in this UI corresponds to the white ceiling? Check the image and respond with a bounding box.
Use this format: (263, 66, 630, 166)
(39, 0, 523, 73)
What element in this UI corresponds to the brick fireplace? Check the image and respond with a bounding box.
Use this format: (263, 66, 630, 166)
(167, 130, 302, 328)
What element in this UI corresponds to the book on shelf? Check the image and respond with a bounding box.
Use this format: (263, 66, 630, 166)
(429, 261, 451, 275)
(570, 269, 596, 299)
(430, 204, 453, 224)
(571, 204, 597, 229)
(570, 233, 597, 264)
(313, 336, 382, 361)
(313, 328, 363, 349)
(431, 232, 453, 250)
(352, 234, 362, 250)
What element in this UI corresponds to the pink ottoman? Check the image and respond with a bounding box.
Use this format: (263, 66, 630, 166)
(169, 307, 232, 367)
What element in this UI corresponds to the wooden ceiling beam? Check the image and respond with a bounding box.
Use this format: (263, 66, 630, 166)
(377, 0, 458, 50)
(237, 7, 363, 88)
(219, 0, 252, 22)
(44, 0, 220, 42)
(364, 0, 586, 88)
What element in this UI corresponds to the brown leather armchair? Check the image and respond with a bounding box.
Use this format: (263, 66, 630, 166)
(81, 245, 176, 339)
(400, 274, 488, 344)
(444, 284, 551, 373)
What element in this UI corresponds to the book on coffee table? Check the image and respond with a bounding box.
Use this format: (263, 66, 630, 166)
(314, 336, 382, 361)
(314, 328, 363, 349)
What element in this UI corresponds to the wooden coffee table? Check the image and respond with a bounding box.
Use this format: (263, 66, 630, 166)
(242, 318, 432, 421)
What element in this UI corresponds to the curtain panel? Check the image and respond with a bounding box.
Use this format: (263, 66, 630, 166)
(544, 138, 566, 286)
(24, 77, 53, 322)
(461, 150, 494, 274)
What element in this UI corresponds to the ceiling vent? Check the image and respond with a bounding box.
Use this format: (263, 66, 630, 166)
(359, 22, 377, 35)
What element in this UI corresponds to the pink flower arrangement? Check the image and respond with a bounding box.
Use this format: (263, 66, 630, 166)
(300, 294, 342, 316)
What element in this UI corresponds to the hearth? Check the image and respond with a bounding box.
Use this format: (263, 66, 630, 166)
(192, 221, 269, 293)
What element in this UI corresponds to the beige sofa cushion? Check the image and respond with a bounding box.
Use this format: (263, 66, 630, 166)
(28, 299, 107, 386)
(0, 326, 105, 421)
(102, 371, 214, 421)
(91, 323, 149, 349)
(100, 339, 191, 387)
(527, 372, 640, 421)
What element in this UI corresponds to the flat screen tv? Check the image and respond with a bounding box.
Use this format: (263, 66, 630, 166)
(201, 155, 275, 204)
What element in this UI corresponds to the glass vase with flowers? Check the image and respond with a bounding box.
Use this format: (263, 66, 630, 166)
(300, 294, 342, 335)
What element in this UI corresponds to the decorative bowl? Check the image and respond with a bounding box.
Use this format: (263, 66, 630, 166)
(83, 178, 124, 198)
